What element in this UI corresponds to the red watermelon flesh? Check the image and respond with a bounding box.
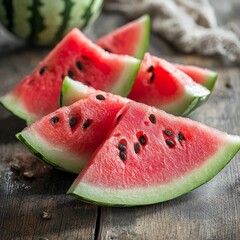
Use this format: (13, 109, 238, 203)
(68, 102, 240, 206)
(96, 15, 150, 59)
(0, 28, 140, 124)
(16, 86, 129, 173)
(173, 64, 218, 91)
(95, 17, 217, 91)
(128, 53, 210, 116)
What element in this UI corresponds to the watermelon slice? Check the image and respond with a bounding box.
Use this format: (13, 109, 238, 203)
(16, 81, 129, 173)
(173, 64, 218, 91)
(68, 102, 240, 206)
(0, 28, 140, 124)
(95, 17, 217, 92)
(128, 53, 210, 116)
(96, 15, 150, 59)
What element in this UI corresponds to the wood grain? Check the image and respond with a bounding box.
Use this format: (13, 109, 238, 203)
(1, 10, 240, 240)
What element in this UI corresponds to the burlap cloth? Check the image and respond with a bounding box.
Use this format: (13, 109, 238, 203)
(104, 0, 240, 63)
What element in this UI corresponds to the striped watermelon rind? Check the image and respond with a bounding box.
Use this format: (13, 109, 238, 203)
(0, 0, 104, 45)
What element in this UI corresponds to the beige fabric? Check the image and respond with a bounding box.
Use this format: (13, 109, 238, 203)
(105, 0, 240, 63)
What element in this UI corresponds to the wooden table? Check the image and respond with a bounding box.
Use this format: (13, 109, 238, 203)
(0, 8, 240, 240)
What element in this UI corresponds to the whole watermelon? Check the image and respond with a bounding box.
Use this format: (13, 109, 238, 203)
(0, 0, 103, 46)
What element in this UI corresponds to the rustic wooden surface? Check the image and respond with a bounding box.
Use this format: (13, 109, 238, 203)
(1, 6, 240, 240)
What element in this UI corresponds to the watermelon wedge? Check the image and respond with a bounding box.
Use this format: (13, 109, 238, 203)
(128, 53, 210, 116)
(96, 15, 150, 59)
(173, 64, 218, 91)
(95, 17, 217, 92)
(68, 102, 240, 206)
(16, 81, 129, 173)
(0, 28, 140, 124)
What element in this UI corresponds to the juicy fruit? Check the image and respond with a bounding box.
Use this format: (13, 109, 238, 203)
(174, 64, 218, 91)
(128, 53, 210, 116)
(16, 83, 129, 173)
(96, 15, 150, 59)
(0, 28, 140, 124)
(68, 102, 240, 206)
(95, 16, 218, 92)
(0, 0, 104, 45)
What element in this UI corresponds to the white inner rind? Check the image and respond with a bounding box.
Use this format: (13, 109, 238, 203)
(17, 130, 87, 174)
(160, 83, 210, 116)
(68, 135, 240, 206)
(0, 94, 37, 124)
(110, 58, 141, 97)
(61, 77, 92, 106)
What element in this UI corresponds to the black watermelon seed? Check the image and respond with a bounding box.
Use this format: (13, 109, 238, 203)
(39, 66, 47, 75)
(96, 94, 105, 100)
(117, 114, 122, 122)
(150, 73, 155, 83)
(134, 142, 141, 153)
(82, 56, 89, 60)
(68, 70, 74, 79)
(69, 117, 77, 128)
(103, 48, 112, 53)
(165, 139, 175, 148)
(178, 132, 185, 141)
(149, 114, 156, 124)
(164, 129, 173, 137)
(50, 116, 59, 124)
(76, 61, 83, 71)
(139, 135, 147, 146)
(83, 119, 91, 129)
(118, 142, 127, 151)
(147, 65, 154, 72)
(119, 151, 127, 161)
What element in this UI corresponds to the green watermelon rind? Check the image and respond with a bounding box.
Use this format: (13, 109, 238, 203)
(16, 130, 85, 174)
(132, 14, 150, 59)
(0, 93, 37, 124)
(110, 58, 141, 97)
(59, 77, 93, 107)
(204, 71, 218, 92)
(68, 135, 240, 206)
(159, 83, 210, 116)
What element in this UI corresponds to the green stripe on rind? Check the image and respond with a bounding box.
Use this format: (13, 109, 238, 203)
(12, 0, 33, 39)
(59, 77, 92, 107)
(37, 0, 65, 45)
(80, 0, 96, 29)
(54, 0, 73, 43)
(68, 135, 240, 206)
(134, 14, 150, 59)
(0, 0, 9, 26)
(110, 58, 141, 97)
(83, 0, 103, 28)
(0, 93, 37, 124)
(16, 130, 86, 174)
(2, 0, 13, 31)
(28, 0, 45, 44)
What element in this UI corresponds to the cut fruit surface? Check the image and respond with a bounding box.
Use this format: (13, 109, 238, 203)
(17, 85, 129, 173)
(96, 15, 150, 59)
(128, 53, 210, 116)
(174, 64, 218, 91)
(68, 102, 240, 206)
(0, 28, 140, 124)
